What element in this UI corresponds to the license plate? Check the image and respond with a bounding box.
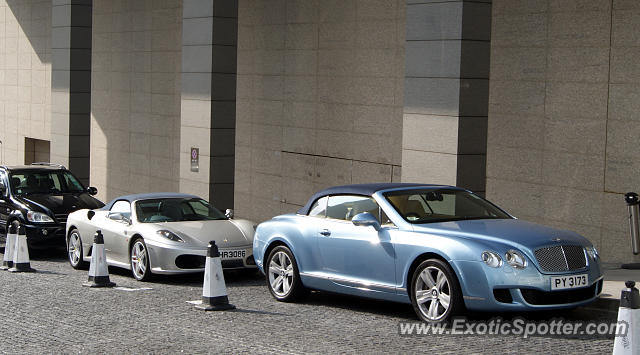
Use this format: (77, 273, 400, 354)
(220, 249, 246, 260)
(551, 274, 588, 290)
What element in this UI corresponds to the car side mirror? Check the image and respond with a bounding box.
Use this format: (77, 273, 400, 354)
(225, 209, 234, 219)
(87, 186, 98, 195)
(352, 212, 381, 231)
(0, 182, 6, 196)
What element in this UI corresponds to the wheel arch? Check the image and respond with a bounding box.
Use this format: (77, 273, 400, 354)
(405, 252, 460, 299)
(128, 233, 145, 252)
(263, 238, 294, 266)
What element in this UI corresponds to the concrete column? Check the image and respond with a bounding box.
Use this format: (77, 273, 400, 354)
(51, 0, 92, 184)
(401, 0, 491, 193)
(180, 0, 238, 209)
(180, 0, 237, 209)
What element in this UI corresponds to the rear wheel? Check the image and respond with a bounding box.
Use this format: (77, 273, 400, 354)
(67, 228, 87, 269)
(130, 238, 151, 281)
(410, 259, 464, 323)
(266, 246, 306, 302)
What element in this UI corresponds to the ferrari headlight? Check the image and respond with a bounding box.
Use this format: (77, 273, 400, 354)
(481, 251, 502, 268)
(505, 250, 527, 269)
(26, 211, 54, 223)
(156, 230, 183, 242)
(586, 246, 599, 260)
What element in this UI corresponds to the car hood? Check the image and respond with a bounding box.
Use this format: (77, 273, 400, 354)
(159, 219, 254, 248)
(412, 218, 590, 250)
(17, 193, 104, 215)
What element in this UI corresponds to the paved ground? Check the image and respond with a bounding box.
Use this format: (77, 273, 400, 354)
(0, 248, 622, 354)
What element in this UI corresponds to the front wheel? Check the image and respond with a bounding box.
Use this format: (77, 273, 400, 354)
(266, 246, 306, 302)
(67, 228, 87, 269)
(130, 238, 152, 281)
(410, 259, 464, 323)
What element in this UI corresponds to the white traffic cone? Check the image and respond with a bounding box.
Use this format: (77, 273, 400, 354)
(613, 281, 640, 355)
(8, 225, 35, 273)
(0, 224, 17, 270)
(83, 230, 116, 288)
(195, 241, 235, 311)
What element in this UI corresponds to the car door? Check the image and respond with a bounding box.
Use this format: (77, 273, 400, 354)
(101, 200, 133, 266)
(316, 195, 396, 293)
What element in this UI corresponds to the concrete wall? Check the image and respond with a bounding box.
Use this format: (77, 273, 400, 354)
(487, 0, 640, 264)
(235, 0, 405, 222)
(90, 0, 182, 201)
(0, 0, 52, 166)
(401, 0, 491, 194)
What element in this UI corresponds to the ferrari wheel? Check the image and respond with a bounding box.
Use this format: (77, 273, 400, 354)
(67, 228, 87, 269)
(410, 259, 463, 323)
(130, 238, 151, 281)
(266, 246, 306, 302)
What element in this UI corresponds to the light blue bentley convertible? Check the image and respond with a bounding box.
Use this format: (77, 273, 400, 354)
(253, 183, 603, 322)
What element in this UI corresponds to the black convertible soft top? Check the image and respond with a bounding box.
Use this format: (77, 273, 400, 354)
(296, 183, 454, 215)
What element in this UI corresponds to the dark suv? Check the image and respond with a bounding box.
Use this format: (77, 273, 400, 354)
(0, 164, 104, 248)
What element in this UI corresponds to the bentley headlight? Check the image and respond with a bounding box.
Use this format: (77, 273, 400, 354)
(481, 251, 502, 268)
(26, 211, 54, 223)
(505, 250, 527, 269)
(586, 246, 599, 260)
(156, 230, 184, 242)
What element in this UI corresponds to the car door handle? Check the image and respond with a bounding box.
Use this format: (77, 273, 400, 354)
(319, 229, 331, 236)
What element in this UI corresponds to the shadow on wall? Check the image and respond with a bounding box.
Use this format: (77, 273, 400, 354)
(6, 0, 51, 65)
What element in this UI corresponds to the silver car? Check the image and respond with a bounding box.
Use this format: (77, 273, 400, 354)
(65, 192, 257, 280)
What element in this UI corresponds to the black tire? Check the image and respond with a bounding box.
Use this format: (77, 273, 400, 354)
(130, 237, 152, 281)
(410, 259, 464, 323)
(67, 228, 88, 269)
(265, 246, 306, 302)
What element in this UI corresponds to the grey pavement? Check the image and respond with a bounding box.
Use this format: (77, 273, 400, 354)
(0, 248, 624, 354)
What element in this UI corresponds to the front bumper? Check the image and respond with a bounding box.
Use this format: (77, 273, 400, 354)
(23, 223, 66, 247)
(453, 259, 604, 312)
(145, 240, 257, 275)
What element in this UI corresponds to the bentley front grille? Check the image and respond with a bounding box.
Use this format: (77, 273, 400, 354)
(534, 245, 587, 272)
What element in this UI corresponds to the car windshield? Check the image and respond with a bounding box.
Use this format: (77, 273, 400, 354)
(135, 198, 227, 223)
(384, 188, 511, 224)
(9, 170, 85, 195)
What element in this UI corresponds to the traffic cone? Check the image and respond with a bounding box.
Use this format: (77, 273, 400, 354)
(83, 230, 116, 288)
(195, 241, 235, 311)
(8, 225, 35, 273)
(1, 224, 17, 270)
(613, 281, 640, 355)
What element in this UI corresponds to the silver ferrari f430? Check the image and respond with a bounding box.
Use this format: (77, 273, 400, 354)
(65, 192, 257, 280)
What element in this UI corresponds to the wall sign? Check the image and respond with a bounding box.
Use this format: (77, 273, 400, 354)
(190, 147, 199, 172)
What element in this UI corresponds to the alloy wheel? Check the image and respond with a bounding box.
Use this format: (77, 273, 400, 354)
(131, 240, 148, 279)
(268, 251, 294, 297)
(414, 266, 452, 321)
(68, 232, 82, 267)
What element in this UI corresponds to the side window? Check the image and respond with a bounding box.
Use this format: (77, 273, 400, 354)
(308, 197, 328, 217)
(110, 200, 131, 218)
(326, 195, 380, 221)
(379, 208, 393, 225)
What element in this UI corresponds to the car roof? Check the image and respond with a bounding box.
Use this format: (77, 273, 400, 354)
(297, 183, 460, 215)
(102, 192, 202, 210)
(1, 165, 65, 171)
